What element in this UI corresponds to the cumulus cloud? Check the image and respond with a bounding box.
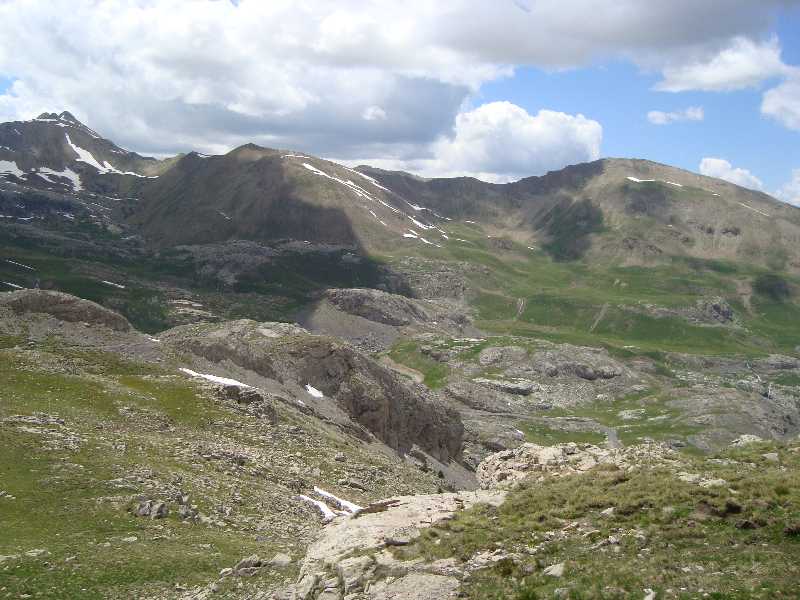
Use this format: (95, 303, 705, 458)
(647, 106, 704, 125)
(655, 37, 789, 92)
(762, 73, 800, 131)
(353, 102, 602, 182)
(699, 158, 764, 191)
(775, 169, 800, 207)
(0, 0, 792, 163)
(362, 106, 387, 122)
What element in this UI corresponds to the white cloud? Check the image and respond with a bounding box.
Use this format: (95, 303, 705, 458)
(362, 106, 387, 121)
(0, 1, 792, 162)
(647, 106, 704, 125)
(775, 169, 800, 207)
(699, 157, 764, 191)
(656, 37, 788, 92)
(762, 73, 800, 131)
(356, 102, 602, 182)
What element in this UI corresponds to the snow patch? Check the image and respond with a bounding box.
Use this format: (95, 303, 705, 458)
(5, 259, 34, 271)
(66, 133, 107, 171)
(100, 280, 126, 289)
(408, 216, 434, 230)
(297, 495, 338, 522)
(65, 133, 147, 177)
(418, 236, 442, 247)
(179, 368, 253, 388)
(343, 166, 391, 193)
(38, 167, 83, 191)
(627, 176, 683, 188)
(305, 384, 324, 398)
(0, 160, 24, 178)
(737, 202, 770, 217)
(301, 162, 403, 220)
(313, 486, 363, 514)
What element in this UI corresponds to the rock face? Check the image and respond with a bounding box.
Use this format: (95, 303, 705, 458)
(161, 320, 463, 463)
(476, 442, 677, 489)
(299, 287, 477, 352)
(0, 289, 131, 331)
(287, 491, 506, 599)
(323, 288, 433, 327)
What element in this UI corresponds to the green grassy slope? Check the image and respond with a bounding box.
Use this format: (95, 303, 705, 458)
(394, 442, 800, 599)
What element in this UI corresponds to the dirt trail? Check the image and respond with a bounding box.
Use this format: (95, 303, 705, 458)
(379, 355, 425, 384)
(736, 279, 753, 314)
(514, 297, 526, 320)
(589, 302, 610, 333)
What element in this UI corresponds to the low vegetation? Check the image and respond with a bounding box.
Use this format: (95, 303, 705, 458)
(395, 442, 800, 599)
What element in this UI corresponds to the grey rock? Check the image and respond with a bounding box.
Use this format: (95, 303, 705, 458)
(337, 554, 375, 594)
(473, 378, 536, 396)
(268, 552, 292, 568)
(543, 562, 565, 577)
(162, 320, 464, 463)
(0, 290, 130, 331)
(234, 554, 262, 572)
(478, 346, 527, 367)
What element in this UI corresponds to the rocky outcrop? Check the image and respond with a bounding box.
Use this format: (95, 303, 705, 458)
(472, 377, 536, 396)
(755, 354, 800, 371)
(323, 288, 433, 327)
(285, 491, 506, 599)
(0, 289, 131, 331)
(476, 442, 678, 489)
(300, 288, 476, 352)
(473, 342, 627, 382)
(161, 320, 463, 463)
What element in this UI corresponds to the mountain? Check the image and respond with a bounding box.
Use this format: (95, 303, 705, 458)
(126, 141, 800, 274)
(1, 113, 800, 599)
(0, 111, 169, 195)
(1, 112, 799, 358)
(3, 112, 799, 273)
(360, 158, 800, 270)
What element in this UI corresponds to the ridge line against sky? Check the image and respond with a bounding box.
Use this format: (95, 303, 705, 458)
(0, 0, 798, 205)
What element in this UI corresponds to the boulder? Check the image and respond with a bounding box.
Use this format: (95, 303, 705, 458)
(730, 434, 763, 447)
(478, 346, 528, 367)
(477, 442, 676, 489)
(473, 378, 536, 396)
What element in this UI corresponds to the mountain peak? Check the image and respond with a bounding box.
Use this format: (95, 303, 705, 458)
(58, 110, 80, 124)
(34, 110, 84, 126)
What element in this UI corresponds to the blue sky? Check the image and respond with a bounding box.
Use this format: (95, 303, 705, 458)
(0, 1, 798, 201)
(476, 8, 800, 192)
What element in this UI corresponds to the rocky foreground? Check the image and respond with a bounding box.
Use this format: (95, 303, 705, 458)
(1, 290, 799, 599)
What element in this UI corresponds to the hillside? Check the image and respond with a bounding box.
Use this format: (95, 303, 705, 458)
(0, 112, 799, 598)
(1, 113, 799, 357)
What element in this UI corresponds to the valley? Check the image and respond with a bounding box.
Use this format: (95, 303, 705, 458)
(0, 113, 799, 599)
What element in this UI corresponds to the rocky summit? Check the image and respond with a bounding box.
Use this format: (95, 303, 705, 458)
(0, 111, 799, 600)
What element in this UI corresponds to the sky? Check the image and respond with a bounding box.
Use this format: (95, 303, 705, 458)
(0, 0, 798, 205)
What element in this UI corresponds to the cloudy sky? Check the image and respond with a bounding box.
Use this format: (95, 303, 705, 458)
(0, 1, 799, 204)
